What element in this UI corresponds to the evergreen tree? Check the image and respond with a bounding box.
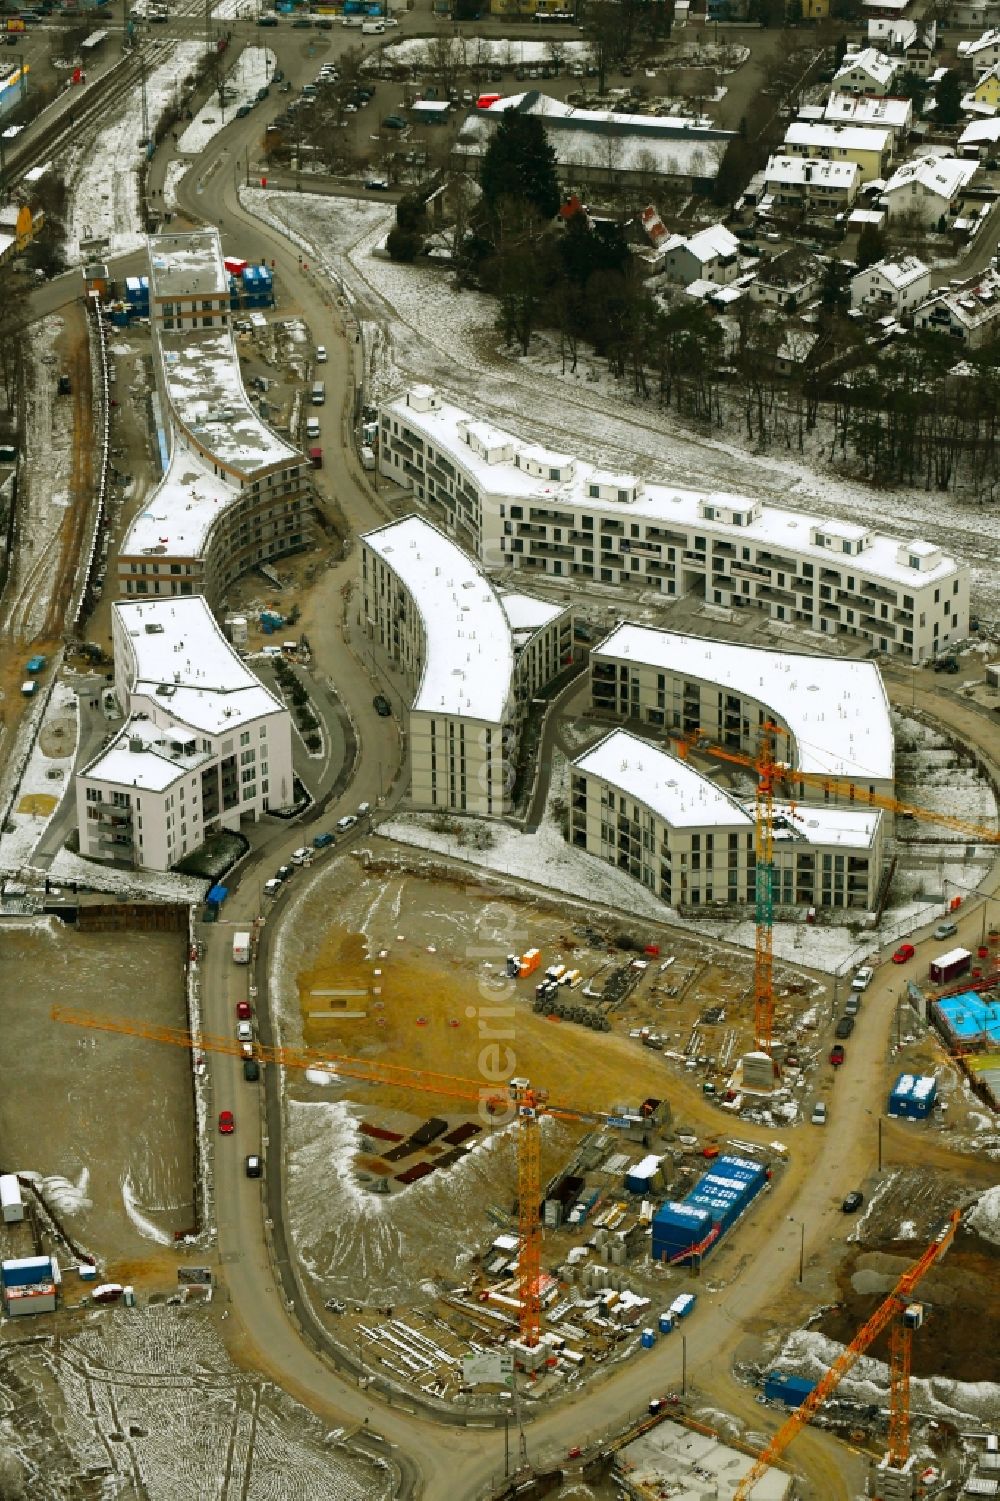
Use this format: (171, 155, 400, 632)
(935, 69, 962, 126)
(480, 112, 561, 225)
(856, 221, 887, 271)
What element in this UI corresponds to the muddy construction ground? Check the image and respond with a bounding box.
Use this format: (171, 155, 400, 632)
(0, 919, 194, 1276)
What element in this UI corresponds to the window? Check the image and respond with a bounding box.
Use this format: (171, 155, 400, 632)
(240, 731, 251, 747)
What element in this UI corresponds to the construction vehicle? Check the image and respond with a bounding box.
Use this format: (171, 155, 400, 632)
(672, 727, 1000, 1061)
(51, 1006, 602, 1348)
(733, 1209, 961, 1500)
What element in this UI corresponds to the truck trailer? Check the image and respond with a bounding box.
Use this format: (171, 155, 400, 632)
(929, 947, 971, 985)
(232, 931, 251, 965)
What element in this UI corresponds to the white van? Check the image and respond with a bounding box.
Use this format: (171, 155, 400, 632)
(362, 19, 385, 32)
(305, 416, 321, 440)
(311, 380, 326, 406)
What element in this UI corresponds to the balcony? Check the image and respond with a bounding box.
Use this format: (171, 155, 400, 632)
(681, 551, 707, 569)
(530, 541, 573, 559)
(517, 522, 547, 538)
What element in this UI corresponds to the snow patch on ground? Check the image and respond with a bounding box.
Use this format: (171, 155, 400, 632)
(0, 678, 77, 875)
(46, 847, 209, 904)
(62, 42, 204, 263)
(177, 48, 274, 155)
(120, 1172, 174, 1247)
(968, 1185, 1000, 1246)
(162, 158, 189, 214)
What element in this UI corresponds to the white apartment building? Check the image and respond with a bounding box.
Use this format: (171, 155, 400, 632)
(378, 386, 969, 663)
(588, 624, 896, 805)
(782, 120, 894, 182)
(117, 230, 312, 608)
(76, 598, 293, 872)
(762, 155, 860, 214)
(359, 515, 572, 816)
(570, 728, 884, 911)
(821, 92, 912, 135)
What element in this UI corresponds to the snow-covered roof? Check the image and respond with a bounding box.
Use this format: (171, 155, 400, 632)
(387, 388, 962, 605)
(883, 154, 977, 200)
(959, 116, 1000, 146)
(499, 591, 567, 637)
(683, 224, 739, 264)
(858, 254, 929, 290)
(574, 729, 753, 829)
(121, 438, 238, 561)
(959, 26, 1000, 56)
(917, 273, 1000, 331)
(769, 802, 881, 850)
(457, 92, 727, 182)
(148, 229, 228, 300)
(835, 47, 898, 88)
(785, 120, 891, 154)
(765, 155, 859, 189)
(362, 515, 563, 724)
(158, 328, 299, 478)
(82, 715, 212, 793)
(115, 597, 283, 733)
(592, 624, 894, 782)
(822, 92, 911, 130)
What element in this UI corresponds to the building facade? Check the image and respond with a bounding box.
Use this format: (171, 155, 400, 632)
(117, 229, 312, 609)
(913, 270, 1000, 346)
(359, 515, 572, 816)
(763, 155, 860, 215)
(378, 386, 969, 663)
(570, 729, 884, 911)
(833, 47, 899, 96)
(783, 120, 893, 183)
(881, 155, 978, 226)
(851, 254, 931, 315)
(76, 599, 293, 871)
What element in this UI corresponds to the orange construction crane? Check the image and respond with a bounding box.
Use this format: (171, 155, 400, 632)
(51, 1006, 600, 1348)
(733, 1209, 961, 1501)
(673, 727, 1000, 1058)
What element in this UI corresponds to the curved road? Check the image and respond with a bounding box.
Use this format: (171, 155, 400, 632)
(23, 46, 998, 1497)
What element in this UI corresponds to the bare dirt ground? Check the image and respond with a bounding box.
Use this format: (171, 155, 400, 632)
(0, 920, 194, 1282)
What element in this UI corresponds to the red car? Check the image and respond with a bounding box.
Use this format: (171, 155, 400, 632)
(236, 1000, 252, 1020)
(892, 944, 915, 965)
(829, 1045, 846, 1067)
(218, 1110, 235, 1135)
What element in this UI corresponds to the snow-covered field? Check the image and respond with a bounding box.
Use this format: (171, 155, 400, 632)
(374, 37, 592, 70)
(162, 156, 189, 213)
(61, 41, 204, 263)
(0, 1306, 393, 1500)
(0, 315, 75, 641)
(177, 47, 274, 155)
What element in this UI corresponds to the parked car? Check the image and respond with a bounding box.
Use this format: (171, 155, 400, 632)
(291, 847, 312, 866)
(316, 15, 333, 25)
(357, 801, 371, 817)
(382, 114, 407, 130)
(811, 1101, 827, 1125)
(934, 921, 958, 940)
(219, 1110, 235, 1134)
(315, 345, 327, 363)
(834, 1015, 855, 1040)
(892, 943, 915, 964)
(373, 693, 391, 716)
(844, 995, 861, 1017)
(830, 1044, 846, 1066)
(245, 1154, 263, 1178)
(243, 1058, 260, 1083)
(236, 104, 252, 117)
(313, 831, 336, 848)
(256, 11, 278, 22)
(336, 814, 358, 832)
(851, 965, 874, 992)
(275, 864, 293, 882)
(292, 13, 311, 24)
(236, 1000, 252, 1021)
(842, 1190, 864, 1213)
(263, 877, 282, 898)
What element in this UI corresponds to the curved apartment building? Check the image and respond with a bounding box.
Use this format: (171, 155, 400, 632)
(379, 385, 968, 663)
(360, 515, 573, 816)
(117, 230, 311, 606)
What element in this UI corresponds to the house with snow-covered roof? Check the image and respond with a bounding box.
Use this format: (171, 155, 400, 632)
(913, 270, 1000, 347)
(833, 47, 899, 97)
(959, 114, 1000, 154)
(660, 224, 740, 286)
(378, 384, 969, 664)
(821, 92, 912, 136)
(116, 228, 312, 609)
(76, 598, 293, 871)
(569, 728, 885, 911)
(359, 514, 572, 816)
(965, 63, 1000, 115)
(881, 154, 979, 225)
(763, 155, 860, 214)
(958, 26, 1000, 76)
(783, 119, 894, 182)
(850, 255, 931, 316)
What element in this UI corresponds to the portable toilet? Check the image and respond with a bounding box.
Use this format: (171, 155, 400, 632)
(0, 1175, 24, 1224)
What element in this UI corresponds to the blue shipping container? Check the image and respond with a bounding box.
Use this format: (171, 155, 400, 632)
(764, 1371, 816, 1407)
(2, 1256, 53, 1289)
